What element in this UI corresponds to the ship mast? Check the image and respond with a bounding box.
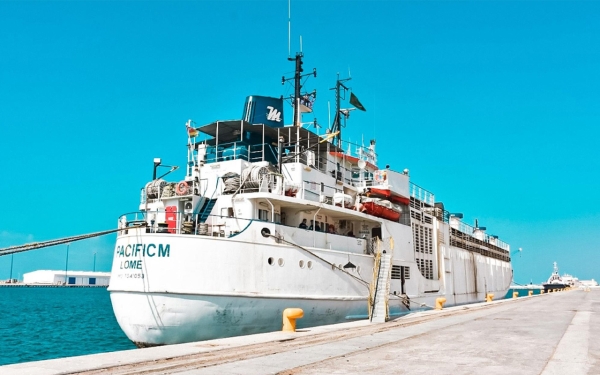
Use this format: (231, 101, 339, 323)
(290, 52, 303, 127)
(329, 74, 352, 146)
(283, 52, 317, 128)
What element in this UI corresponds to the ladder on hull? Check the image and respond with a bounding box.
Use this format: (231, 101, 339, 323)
(369, 238, 394, 323)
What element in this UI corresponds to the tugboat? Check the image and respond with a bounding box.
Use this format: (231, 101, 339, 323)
(542, 262, 569, 292)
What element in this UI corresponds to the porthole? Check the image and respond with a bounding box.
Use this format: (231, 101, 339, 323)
(299, 260, 305, 268)
(307, 261, 313, 269)
(268, 257, 274, 266)
(278, 258, 285, 267)
(261, 228, 271, 237)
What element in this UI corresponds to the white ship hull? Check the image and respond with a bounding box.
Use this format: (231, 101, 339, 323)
(109, 60, 512, 346)
(109, 223, 511, 346)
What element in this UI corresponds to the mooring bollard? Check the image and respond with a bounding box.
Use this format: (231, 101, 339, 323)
(486, 293, 494, 302)
(528, 290, 533, 296)
(540, 290, 544, 294)
(435, 297, 446, 310)
(512, 291, 518, 298)
(282, 308, 304, 332)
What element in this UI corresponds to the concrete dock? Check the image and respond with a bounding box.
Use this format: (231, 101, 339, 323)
(3, 289, 598, 374)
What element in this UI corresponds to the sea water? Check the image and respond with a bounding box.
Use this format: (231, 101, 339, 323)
(0, 287, 135, 366)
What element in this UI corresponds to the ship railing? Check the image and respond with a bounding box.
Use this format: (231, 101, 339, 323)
(409, 182, 435, 206)
(117, 211, 147, 236)
(335, 139, 378, 168)
(299, 180, 355, 207)
(116, 211, 366, 254)
(290, 148, 376, 188)
(448, 217, 510, 252)
(141, 179, 208, 205)
(238, 173, 284, 195)
(201, 141, 282, 165)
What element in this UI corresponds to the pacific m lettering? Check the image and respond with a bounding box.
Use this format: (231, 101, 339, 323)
(115, 243, 170, 258)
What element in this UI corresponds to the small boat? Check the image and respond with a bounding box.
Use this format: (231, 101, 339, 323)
(365, 187, 410, 206)
(360, 198, 401, 222)
(542, 262, 569, 292)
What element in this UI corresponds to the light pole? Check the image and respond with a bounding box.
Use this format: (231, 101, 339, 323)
(9, 254, 14, 282)
(64, 243, 70, 285)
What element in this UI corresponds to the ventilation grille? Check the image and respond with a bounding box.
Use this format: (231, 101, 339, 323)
(391, 265, 411, 280)
(418, 259, 434, 280)
(411, 210, 421, 221)
(412, 223, 433, 254)
(410, 197, 422, 210)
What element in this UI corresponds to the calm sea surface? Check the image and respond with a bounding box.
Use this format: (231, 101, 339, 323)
(0, 287, 135, 366)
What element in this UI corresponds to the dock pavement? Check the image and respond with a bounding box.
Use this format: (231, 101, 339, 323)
(3, 289, 598, 375)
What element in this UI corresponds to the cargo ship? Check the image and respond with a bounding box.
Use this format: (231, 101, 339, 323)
(108, 52, 513, 347)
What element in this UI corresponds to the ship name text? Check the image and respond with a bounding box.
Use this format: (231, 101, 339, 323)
(115, 243, 171, 258)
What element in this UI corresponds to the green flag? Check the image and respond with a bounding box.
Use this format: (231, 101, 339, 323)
(349, 92, 366, 111)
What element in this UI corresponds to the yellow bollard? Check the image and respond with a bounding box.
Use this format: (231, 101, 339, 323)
(435, 297, 446, 310)
(540, 290, 544, 294)
(282, 308, 304, 332)
(528, 290, 533, 297)
(512, 292, 519, 299)
(486, 293, 494, 302)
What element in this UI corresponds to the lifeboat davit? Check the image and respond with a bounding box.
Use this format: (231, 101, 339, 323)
(360, 198, 401, 221)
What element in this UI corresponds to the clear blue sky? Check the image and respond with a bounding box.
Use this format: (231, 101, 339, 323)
(1, 1, 599, 284)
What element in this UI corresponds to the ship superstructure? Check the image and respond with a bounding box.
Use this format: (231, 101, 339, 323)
(108, 53, 513, 347)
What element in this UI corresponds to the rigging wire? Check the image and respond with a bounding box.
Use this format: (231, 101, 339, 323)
(0, 224, 147, 257)
(262, 232, 370, 288)
(264, 231, 435, 310)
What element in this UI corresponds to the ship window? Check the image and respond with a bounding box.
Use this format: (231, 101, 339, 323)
(68, 277, 76, 285)
(274, 213, 281, 224)
(258, 209, 269, 221)
(89, 278, 96, 285)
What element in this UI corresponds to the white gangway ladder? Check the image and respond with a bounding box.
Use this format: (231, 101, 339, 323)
(369, 237, 394, 323)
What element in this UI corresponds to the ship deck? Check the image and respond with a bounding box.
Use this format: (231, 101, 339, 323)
(3, 288, 598, 375)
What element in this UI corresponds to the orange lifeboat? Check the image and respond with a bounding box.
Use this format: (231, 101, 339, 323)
(360, 198, 401, 221)
(366, 187, 410, 205)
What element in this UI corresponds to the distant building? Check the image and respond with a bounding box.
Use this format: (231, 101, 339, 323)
(580, 279, 599, 287)
(23, 270, 110, 286)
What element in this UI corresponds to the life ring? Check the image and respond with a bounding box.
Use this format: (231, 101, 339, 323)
(176, 182, 189, 196)
(374, 170, 386, 183)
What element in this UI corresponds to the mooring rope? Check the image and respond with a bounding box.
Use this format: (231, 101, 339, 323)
(0, 223, 147, 257)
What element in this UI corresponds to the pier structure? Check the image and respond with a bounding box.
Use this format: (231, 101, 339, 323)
(2, 289, 598, 375)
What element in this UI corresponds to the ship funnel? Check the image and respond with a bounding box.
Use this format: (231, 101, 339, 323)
(473, 219, 486, 241)
(449, 213, 463, 229)
(242, 96, 285, 127)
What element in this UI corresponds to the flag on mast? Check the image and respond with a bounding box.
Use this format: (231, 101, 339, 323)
(349, 92, 366, 111)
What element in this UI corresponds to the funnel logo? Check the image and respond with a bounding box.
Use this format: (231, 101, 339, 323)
(266, 106, 282, 122)
(243, 96, 284, 127)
